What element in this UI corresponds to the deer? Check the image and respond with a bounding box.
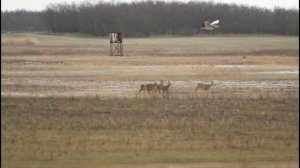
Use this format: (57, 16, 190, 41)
(138, 82, 158, 93)
(157, 80, 165, 93)
(160, 81, 171, 94)
(195, 81, 214, 92)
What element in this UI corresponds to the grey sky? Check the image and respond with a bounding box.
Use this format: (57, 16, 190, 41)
(1, 0, 299, 11)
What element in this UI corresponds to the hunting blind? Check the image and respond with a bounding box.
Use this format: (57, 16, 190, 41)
(109, 32, 123, 56)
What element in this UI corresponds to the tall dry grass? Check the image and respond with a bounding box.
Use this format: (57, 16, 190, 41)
(1, 94, 298, 167)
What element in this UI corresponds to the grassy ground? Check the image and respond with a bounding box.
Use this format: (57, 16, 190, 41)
(1, 33, 299, 167)
(1, 33, 298, 57)
(2, 95, 299, 167)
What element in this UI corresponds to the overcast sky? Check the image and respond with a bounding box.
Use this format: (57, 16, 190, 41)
(1, 0, 299, 11)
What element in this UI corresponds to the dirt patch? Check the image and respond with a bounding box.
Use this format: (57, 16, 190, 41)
(129, 49, 299, 57)
(2, 78, 298, 98)
(257, 70, 299, 75)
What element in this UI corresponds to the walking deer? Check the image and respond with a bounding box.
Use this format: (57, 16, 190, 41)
(195, 81, 214, 92)
(138, 82, 158, 93)
(160, 81, 171, 94)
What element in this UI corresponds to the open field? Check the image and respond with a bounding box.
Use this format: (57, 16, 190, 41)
(1, 33, 299, 168)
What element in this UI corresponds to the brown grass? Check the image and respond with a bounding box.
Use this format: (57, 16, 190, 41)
(1, 95, 299, 167)
(1, 37, 40, 46)
(1, 33, 299, 168)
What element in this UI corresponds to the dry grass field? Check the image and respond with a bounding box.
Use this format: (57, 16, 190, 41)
(1, 33, 299, 168)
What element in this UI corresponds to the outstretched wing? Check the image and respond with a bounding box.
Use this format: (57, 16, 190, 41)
(210, 19, 220, 26)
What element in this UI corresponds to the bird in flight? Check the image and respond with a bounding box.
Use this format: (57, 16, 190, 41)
(201, 19, 220, 30)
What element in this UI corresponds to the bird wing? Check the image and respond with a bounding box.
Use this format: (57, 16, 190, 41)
(210, 19, 220, 26)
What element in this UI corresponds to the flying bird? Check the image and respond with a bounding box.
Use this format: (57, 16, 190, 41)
(201, 19, 220, 30)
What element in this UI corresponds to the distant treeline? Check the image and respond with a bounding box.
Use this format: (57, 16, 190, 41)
(1, 1, 299, 36)
(1, 10, 47, 32)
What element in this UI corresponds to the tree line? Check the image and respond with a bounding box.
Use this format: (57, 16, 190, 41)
(1, 1, 299, 36)
(1, 10, 47, 32)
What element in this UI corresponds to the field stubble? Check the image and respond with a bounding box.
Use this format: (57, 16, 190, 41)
(1, 33, 299, 168)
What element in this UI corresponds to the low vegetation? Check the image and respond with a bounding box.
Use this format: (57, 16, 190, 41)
(1, 33, 299, 167)
(2, 93, 299, 167)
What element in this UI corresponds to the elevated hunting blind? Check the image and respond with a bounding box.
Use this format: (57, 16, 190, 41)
(109, 32, 123, 56)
